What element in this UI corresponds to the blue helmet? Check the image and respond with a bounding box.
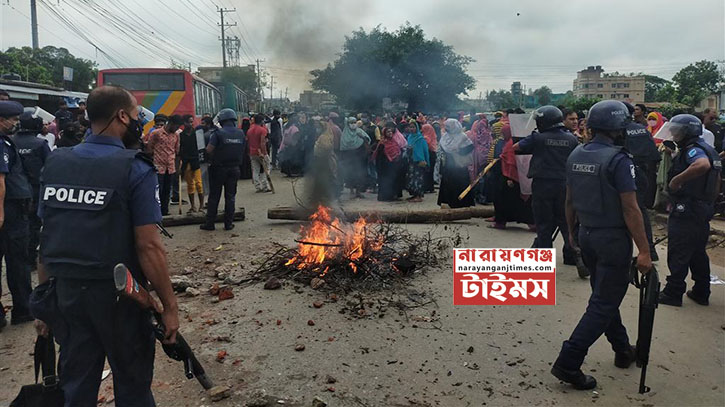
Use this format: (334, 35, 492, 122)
(216, 108, 237, 123)
(587, 100, 629, 131)
(19, 111, 43, 132)
(533, 105, 564, 132)
(669, 114, 702, 141)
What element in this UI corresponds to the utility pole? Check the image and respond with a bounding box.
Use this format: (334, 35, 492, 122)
(270, 76, 274, 102)
(217, 6, 237, 68)
(30, 0, 39, 49)
(285, 87, 288, 100)
(256, 58, 265, 111)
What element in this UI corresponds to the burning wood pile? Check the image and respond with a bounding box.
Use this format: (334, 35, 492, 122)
(256, 206, 463, 291)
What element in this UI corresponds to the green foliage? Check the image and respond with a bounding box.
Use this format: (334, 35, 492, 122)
(644, 75, 671, 102)
(533, 86, 552, 106)
(672, 60, 723, 106)
(562, 96, 601, 113)
(220, 66, 259, 98)
(655, 102, 692, 119)
(310, 23, 475, 111)
(486, 90, 517, 110)
(0, 46, 97, 91)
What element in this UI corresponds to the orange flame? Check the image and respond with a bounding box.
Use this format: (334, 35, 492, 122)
(286, 206, 380, 275)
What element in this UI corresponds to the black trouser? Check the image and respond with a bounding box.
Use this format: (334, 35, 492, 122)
(270, 136, 281, 167)
(0, 199, 31, 319)
(634, 165, 655, 254)
(28, 189, 42, 268)
(205, 165, 240, 227)
(55, 278, 155, 407)
(424, 151, 437, 192)
(555, 226, 632, 370)
(157, 172, 173, 216)
(531, 179, 575, 260)
(643, 161, 658, 209)
(663, 205, 712, 300)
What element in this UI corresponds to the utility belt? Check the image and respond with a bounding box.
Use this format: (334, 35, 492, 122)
(669, 196, 714, 222)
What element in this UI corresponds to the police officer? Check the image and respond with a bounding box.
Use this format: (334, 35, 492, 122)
(200, 108, 245, 231)
(623, 102, 660, 260)
(0, 101, 33, 328)
(513, 105, 582, 275)
(552, 100, 652, 390)
(659, 114, 722, 307)
(33, 85, 179, 406)
(12, 111, 51, 269)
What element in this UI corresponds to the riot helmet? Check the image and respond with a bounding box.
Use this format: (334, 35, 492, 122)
(669, 114, 702, 147)
(19, 110, 43, 132)
(587, 100, 629, 131)
(533, 105, 564, 132)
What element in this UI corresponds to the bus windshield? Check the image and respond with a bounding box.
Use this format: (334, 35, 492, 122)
(103, 72, 185, 91)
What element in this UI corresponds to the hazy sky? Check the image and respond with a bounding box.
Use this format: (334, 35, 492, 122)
(1, 0, 723, 100)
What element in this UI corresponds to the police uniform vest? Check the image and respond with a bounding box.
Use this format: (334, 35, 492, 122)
(2, 135, 33, 200)
(12, 131, 46, 187)
(40, 147, 142, 280)
(668, 139, 722, 203)
(567, 144, 627, 228)
(527, 128, 578, 180)
(624, 122, 660, 165)
(211, 127, 245, 167)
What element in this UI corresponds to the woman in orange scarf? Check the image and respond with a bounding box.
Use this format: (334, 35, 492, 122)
(647, 111, 665, 141)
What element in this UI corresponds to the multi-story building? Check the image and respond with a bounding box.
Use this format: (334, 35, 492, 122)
(511, 81, 523, 107)
(573, 66, 645, 103)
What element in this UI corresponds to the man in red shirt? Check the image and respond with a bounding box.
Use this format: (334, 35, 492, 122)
(147, 114, 182, 215)
(247, 114, 271, 192)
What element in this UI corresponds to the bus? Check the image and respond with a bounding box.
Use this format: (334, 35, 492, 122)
(214, 81, 250, 117)
(97, 68, 222, 133)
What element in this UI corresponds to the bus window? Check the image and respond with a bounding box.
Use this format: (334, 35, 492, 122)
(149, 73, 184, 91)
(103, 72, 185, 91)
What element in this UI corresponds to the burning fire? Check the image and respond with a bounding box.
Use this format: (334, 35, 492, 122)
(285, 206, 383, 275)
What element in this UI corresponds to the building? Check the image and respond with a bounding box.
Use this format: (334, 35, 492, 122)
(573, 66, 645, 103)
(695, 91, 722, 113)
(299, 90, 336, 111)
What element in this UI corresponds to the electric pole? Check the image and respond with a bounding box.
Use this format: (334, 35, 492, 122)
(217, 6, 237, 68)
(285, 87, 288, 100)
(30, 0, 39, 49)
(269, 76, 274, 102)
(256, 58, 265, 111)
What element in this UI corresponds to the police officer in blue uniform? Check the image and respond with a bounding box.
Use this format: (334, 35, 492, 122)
(513, 106, 582, 275)
(623, 102, 660, 260)
(12, 111, 51, 269)
(659, 114, 722, 307)
(200, 108, 245, 231)
(34, 86, 179, 406)
(0, 101, 34, 329)
(551, 100, 653, 390)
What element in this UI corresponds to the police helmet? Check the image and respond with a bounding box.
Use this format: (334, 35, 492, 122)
(587, 100, 629, 131)
(669, 114, 702, 141)
(19, 111, 43, 132)
(622, 101, 635, 116)
(216, 108, 237, 123)
(533, 105, 564, 132)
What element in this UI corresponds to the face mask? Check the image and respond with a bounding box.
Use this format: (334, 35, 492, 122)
(349, 124, 357, 130)
(122, 115, 143, 148)
(647, 120, 657, 127)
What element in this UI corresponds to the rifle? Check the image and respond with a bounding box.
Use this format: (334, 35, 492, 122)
(156, 223, 173, 239)
(458, 158, 499, 201)
(113, 264, 213, 390)
(630, 259, 660, 394)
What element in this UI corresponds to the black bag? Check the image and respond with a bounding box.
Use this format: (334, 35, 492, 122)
(10, 333, 64, 407)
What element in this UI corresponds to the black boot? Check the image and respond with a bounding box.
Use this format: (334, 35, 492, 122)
(224, 223, 235, 231)
(614, 345, 636, 368)
(658, 291, 682, 307)
(199, 223, 215, 231)
(551, 364, 597, 390)
(686, 290, 709, 306)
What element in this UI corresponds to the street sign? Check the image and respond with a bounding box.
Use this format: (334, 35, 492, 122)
(63, 66, 74, 81)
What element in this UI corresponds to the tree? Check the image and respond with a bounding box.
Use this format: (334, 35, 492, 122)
(561, 96, 601, 113)
(644, 74, 671, 102)
(533, 86, 552, 106)
(485, 90, 517, 111)
(671, 60, 724, 106)
(310, 23, 475, 111)
(654, 83, 678, 103)
(0, 46, 97, 91)
(221, 66, 260, 99)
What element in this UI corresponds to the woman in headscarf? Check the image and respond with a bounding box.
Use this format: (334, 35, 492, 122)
(307, 119, 340, 206)
(404, 120, 429, 202)
(647, 111, 666, 141)
(421, 121, 438, 193)
(491, 125, 535, 229)
(278, 113, 305, 177)
(374, 122, 405, 201)
(469, 115, 494, 203)
(438, 119, 475, 208)
(339, 117, 371, 198)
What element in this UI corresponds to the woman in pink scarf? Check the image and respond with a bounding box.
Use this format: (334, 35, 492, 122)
(467, 116, 493, 203)
(374, 122, 405, 201)
(491, 125, 535, 230)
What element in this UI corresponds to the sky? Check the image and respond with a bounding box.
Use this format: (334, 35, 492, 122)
(1, 0, 723, 101)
